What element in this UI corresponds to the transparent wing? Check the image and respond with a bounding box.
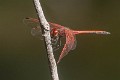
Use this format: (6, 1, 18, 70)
(31, 26, 42, 38)
(57, 28, 76, 63)
(23, 17, 43, 38)
(71, 35, 77, 50)
(49, 22, 64, 29)
(23, 17, 39, 27)
(23, 17, 39, 23)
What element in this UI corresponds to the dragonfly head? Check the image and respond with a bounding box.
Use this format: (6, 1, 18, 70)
(51, 28, 59, 38)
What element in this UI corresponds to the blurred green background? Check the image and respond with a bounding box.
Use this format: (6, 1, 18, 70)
(0, 0, 119, 80)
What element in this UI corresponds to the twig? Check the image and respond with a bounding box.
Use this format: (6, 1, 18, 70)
(33, 0, 59, 80)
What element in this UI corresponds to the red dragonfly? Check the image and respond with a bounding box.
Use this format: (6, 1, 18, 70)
(24, 17, 110, 63)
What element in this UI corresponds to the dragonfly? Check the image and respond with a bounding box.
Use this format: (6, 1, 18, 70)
(24, 17, 110, 63)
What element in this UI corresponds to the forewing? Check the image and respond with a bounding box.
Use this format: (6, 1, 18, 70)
(23, 17, 39, 27)
(57, 28, 76, 63)
(49, 22, 64, 29)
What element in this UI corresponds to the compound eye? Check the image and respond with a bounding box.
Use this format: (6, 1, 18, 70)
(54, 30, 58, 34)
(53, 29, 58, 36)
(51, 28, 59, 37)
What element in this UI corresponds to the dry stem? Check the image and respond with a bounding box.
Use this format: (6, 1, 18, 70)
(33, 0, 59, 80)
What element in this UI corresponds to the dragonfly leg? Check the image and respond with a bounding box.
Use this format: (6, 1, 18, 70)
(52, 36, 62, 51)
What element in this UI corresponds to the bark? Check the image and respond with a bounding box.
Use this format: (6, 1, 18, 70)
(33, 0, 59, 80)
